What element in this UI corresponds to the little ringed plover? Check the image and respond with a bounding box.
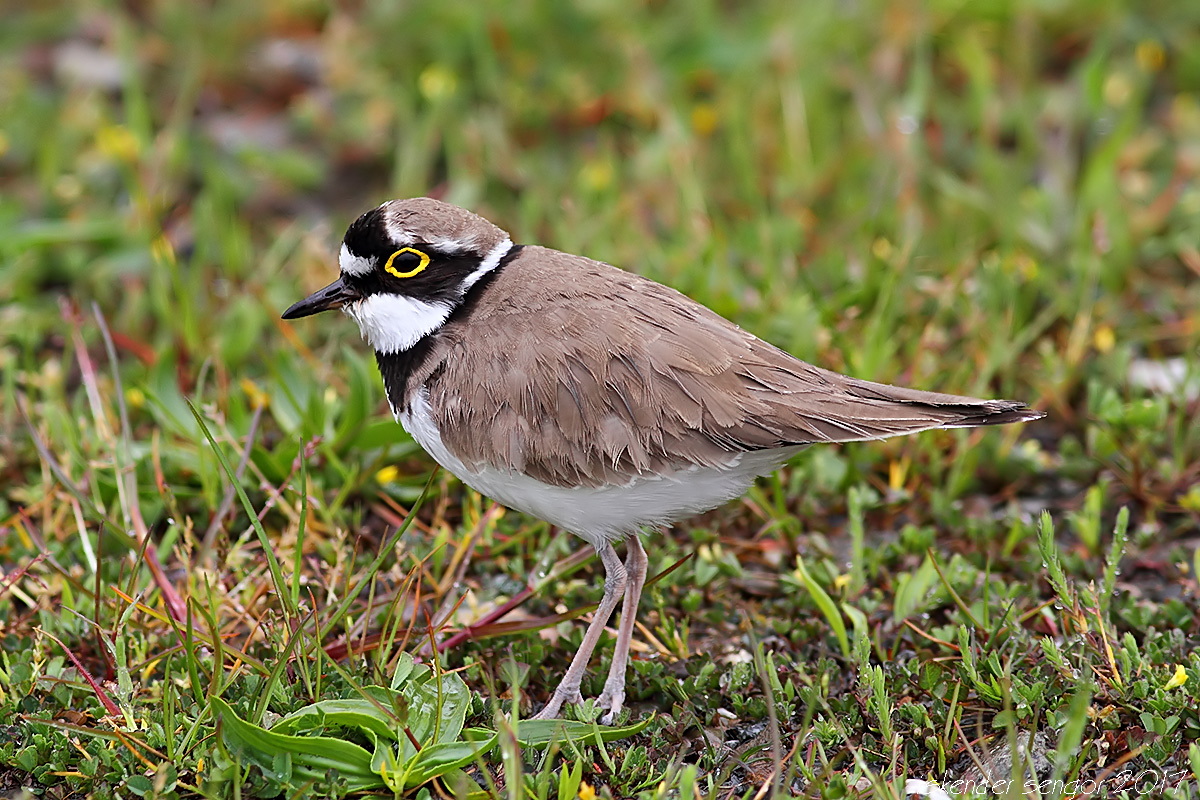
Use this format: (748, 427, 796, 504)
(282, 197, 1043, 723)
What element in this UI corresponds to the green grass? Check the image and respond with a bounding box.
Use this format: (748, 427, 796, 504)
(2, 0, 1199, 797)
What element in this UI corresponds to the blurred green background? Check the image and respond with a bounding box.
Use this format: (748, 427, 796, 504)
(2, 0, 1199, 796)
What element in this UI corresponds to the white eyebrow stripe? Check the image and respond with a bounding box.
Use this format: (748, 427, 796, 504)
(339, 244, 373, 277)
(460, 238, 513, 293)
(426, 236, 473, 254)
(377, 219, 476, 252)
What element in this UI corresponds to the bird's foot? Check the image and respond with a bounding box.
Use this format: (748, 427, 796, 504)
(595, 685, 626, 726)
(531, 685, 584, 720)
(532, 688, 629, 724)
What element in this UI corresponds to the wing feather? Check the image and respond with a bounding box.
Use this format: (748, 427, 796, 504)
(424, 247, 1040, 488)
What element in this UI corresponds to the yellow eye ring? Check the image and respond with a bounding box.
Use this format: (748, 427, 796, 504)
(383, 247, 430, 279)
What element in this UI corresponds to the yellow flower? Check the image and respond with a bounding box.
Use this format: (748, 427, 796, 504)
(888, 456, 910, 491)
(419, 65, 457, 101)
(579, 160, 614, 193)
(578, 782, 596, 800)
(375, 465, 400, 485)
(1013, 253, 1038, 280)
(871, 237, 893, 261)
(690, 104, 718, 137)
(240, 378, 269, 410)
(96, 124, 140, 163)
(1135, 41, 1165, 73)
(1164, 664, 1188, 690)
(1092, 325, 1115, 354)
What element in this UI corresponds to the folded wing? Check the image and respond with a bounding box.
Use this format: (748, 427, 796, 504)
(426, 247, 1041, 489)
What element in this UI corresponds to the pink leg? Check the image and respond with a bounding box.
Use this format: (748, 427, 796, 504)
(596, 534, 648, 724)
(533, 543, 626, 719)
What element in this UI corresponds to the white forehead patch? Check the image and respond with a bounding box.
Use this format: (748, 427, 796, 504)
(342, 294, 451, 354)
(339, 243, 374, 277)
(382, 213, 411, 247)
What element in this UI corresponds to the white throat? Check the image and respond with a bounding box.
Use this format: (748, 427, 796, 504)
(343, 294, 451, 354)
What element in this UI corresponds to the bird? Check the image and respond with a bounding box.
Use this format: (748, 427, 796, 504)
(281, 197, 1043, 724)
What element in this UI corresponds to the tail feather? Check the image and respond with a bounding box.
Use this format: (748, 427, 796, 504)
(934, 401, 1045, 428)
(827, 372, 1044, 436)
(768, 366, 1045, 445)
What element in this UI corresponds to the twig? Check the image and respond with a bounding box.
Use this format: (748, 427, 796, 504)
(0, 553, 48, 599)
(39, 628, 122, 718)
(92, 302, 148, 540)
(77, 304, 186, 623)
(200, 402, 265, 557)
(435, 542, 593, 654)
(420, 503, 503, 655)
(15, 393, 124, 540)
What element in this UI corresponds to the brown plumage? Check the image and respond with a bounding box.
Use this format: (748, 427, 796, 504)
(402, 245, 1039, 489)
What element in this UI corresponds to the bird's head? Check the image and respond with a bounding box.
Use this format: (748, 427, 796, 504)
(282, 198, 512, 354)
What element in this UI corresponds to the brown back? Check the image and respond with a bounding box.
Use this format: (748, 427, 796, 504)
(411, 247, 1037, 489)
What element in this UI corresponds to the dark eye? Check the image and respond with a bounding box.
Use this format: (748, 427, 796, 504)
(383, 247, 430, 279)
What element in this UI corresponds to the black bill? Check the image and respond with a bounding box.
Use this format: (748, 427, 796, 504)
(281, 276, 360, 319)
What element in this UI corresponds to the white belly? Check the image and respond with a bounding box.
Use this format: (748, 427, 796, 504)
(397, 388, 799, 548)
